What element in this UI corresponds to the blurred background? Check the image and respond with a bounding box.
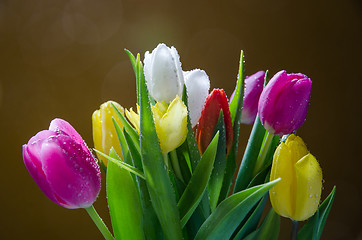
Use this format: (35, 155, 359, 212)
(1, 0, 361, 239)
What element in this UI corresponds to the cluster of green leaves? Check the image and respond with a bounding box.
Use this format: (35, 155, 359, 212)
(97, 50, 335, 240)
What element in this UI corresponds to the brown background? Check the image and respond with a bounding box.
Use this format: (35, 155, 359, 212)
(1, 0, 361, 239)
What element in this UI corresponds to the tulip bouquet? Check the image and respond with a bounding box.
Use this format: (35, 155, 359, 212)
(23, 43, 336, 240)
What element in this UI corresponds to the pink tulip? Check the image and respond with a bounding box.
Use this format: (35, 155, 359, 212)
(258, 70, 312, 135)
(23, 118, 101, 209)
(240, 71, 265, 124)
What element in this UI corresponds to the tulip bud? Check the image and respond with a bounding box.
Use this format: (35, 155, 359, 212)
(144, 43, 184, 103)
(126, 96, 188, 153)
(258, 70, 312, 135)
(92, 101, 124, 167)
(23, 118, 101, 209)
(240, 71, 265, 124)
(196, 89, 233, 154)
(184, 69, 210, 127)
(269, 134, 322, 221)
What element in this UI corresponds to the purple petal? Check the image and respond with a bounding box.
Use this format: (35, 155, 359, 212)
(49, 118, 89, 153)
(241, 71, 265, 124)
(23, 144, 61, 206)
(258, 70, 288, 132)
(272, 77, 311, 134)
(41, 134, 101, 209)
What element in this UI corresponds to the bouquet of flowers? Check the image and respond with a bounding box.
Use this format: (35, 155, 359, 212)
(23, 43, 335, 240)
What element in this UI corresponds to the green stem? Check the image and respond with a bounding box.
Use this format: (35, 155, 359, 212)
(163, 153, 170, 169)
(253, 131, 274, 175)
(170, 150, 185, 183)
(85, 205, 114, 240)
(291, 220, 299, 240)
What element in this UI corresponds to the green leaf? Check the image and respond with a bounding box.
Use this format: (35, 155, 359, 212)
(234, 71, 271, 193)
(194, 178, 281, 240)
(125, 49, 140, 105)
(233, 116, 266, 193)
(138, 56, 183, 240)
(233, 196, 268, 240)
(123, 128, 143, 170)
(125, 49, 137, 73)
(208, 111, 227, 212)
(107, 149, 144, 240)
(176, 143, 192, 184)
(111, 118, 132, 165)
(260, 134, 280, 170)
(124, 130, 163, 240)
(229, 50, 245, 125)
(218, 51, 245, 200)
(242, 208, 280, 240)
(298, 186, 336, 240)
(178, 132, 219, 227)
(182, 84, 201, 171)
(111, 103, 140, 153)
(94, 149, 145, 179)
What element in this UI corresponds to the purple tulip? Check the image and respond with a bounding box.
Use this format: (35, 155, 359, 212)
(240, 71, 265, 124)
(23, 118, 101, 209)
(258, 70, 312, 135)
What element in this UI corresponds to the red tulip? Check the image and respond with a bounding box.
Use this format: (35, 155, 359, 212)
(196, 89, 233, 154)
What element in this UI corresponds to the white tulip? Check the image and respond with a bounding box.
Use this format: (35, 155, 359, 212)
(144, 43, 184, 103)
(184, 69, 210, 127)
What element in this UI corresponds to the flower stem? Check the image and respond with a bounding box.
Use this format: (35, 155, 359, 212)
(85, 205, 114, 240)
(290, 220, 299, 240)
(253, 131, 274, 175)
(170, 150, 184, 183)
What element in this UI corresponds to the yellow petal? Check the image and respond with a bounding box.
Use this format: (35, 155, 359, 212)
(155, 96, 188, 153)
(92, 101, 124, 166)
(269, 142, 295, 219)
(92, 109, 103, 153)
(151, 104, 164, 123)
(126, 107, 140, 133)
(155, 100, 168, 115)
(294, 153, 323, 221)
(285, 135, 309, 161)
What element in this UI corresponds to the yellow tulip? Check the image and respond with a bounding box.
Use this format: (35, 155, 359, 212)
(269, 134, 322, 221)
(92, 101, 124, 166)
(126, 96, 188, 153)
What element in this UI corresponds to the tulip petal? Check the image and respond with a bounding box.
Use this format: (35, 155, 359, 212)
(41, 134, 101, 209)
(144, 43, 184, 103)
(92, 110, 104, 161)
(23, 143, 60, 206)
(155, 96, 188, 153)
(269, 142, 294, 219)
(99, 101, 124, 164)
(125, 107, 140, 133)
(49, 118, 89, 153)
(240, 71, 265, 124)
(294, 153, 322, 221)
(272, 76, 311, 135)
(258, 70, 288, 134)
(184, 69, 210, 127)
(196, 89, 233, 154)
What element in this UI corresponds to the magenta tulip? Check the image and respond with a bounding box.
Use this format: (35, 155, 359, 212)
(240, 71, 265, 124)
(23, 118, 101, 209)
(258, 70, 312, 135)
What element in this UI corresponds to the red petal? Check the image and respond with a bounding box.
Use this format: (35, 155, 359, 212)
(196, 89, 233, 154)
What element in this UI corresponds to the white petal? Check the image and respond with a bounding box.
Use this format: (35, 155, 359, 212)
(170, 46, 185, 97)
(143, 50, 152, 89)
(143, 43, 184, 103)
(184, 69, 210, 127)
